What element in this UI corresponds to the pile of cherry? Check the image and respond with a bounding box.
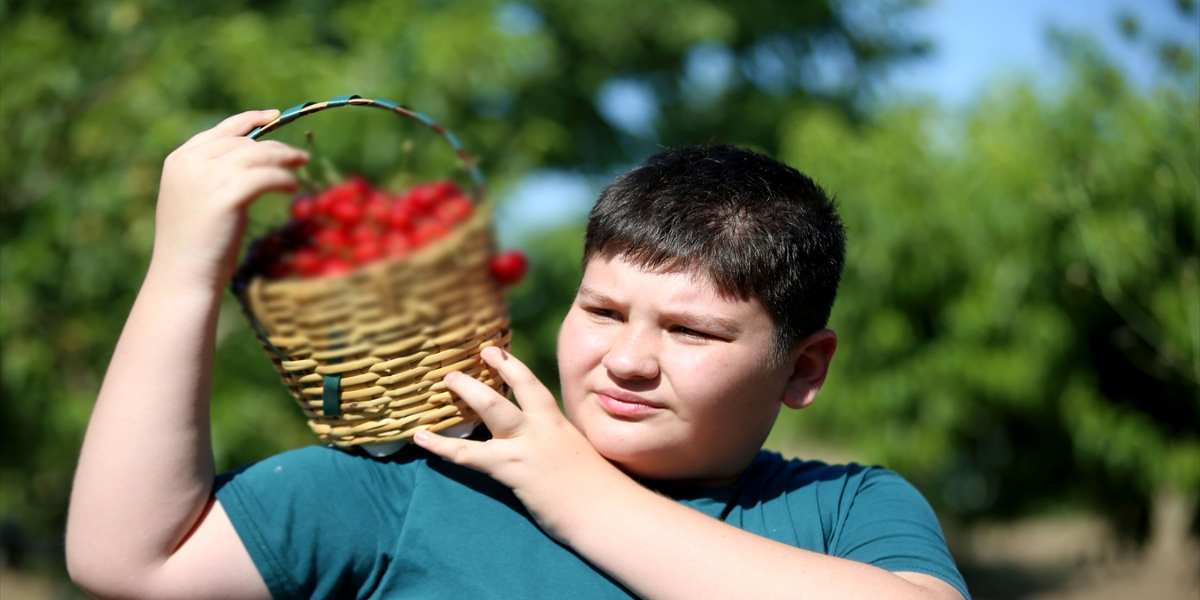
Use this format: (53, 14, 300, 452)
(238, 177, 527, 284)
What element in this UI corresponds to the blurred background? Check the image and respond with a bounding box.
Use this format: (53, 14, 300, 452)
(1, 0, 1197, 597)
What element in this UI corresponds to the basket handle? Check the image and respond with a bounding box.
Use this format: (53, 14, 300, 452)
(247, 94, 485, 198)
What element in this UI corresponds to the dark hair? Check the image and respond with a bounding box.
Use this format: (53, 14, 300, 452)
(583, 144, 846, 362)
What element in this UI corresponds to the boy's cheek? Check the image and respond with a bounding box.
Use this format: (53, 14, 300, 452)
(558, 311, 602, 355)
(557, 318, 610, 383)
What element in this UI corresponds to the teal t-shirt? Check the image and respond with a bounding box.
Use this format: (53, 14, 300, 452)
(215, 431, 970, 599)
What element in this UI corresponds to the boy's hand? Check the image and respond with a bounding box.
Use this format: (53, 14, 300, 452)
(413, 346, 629, 541)
(149, 109, 309, 292)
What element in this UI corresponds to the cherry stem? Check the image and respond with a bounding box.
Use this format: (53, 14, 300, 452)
(295, 131, 321, 195)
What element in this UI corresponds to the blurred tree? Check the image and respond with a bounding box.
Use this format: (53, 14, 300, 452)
(775, 30, 1198, 544)
(0, 0, 925, 570)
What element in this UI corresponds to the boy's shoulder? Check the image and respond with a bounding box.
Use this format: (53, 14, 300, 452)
(211, 444, 549, 598)
(215, 444, 424, 508)
(747, 449, 889, 491)
(742, 450, 934, 529)
(220, 443, 407, 476)
(742, 450, 968, 598)
(215, 441, 516, 510)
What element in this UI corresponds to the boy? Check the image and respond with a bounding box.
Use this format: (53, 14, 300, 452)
(66, 110, 970, 599)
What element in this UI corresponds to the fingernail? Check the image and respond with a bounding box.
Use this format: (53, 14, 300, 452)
(413, 430, 429, 444)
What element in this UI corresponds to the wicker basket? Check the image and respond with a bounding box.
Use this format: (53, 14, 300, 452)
(231, 95, 510, 448)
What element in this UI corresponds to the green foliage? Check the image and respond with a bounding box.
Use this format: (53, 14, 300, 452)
(0, 0, 923, 567)
(5, 0, 1193, 576)
(776, 44, 1199, 525)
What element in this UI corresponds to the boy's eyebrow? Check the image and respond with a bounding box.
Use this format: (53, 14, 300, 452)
(577, 286, 742, 336)
(577, 285, 615, 304)
(665, 311, 742, 337)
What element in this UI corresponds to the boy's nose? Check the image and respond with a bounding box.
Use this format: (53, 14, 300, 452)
(602, 327, 660, 380)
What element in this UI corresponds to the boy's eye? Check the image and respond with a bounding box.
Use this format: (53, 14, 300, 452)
(586, 307, 621, 321)
(671, 326, 716, 340)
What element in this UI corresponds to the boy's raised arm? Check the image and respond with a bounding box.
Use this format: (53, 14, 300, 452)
(65, 110, 308, 599)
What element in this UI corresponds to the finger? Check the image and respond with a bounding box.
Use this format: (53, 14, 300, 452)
(480, 346, 557, 412)
(226, 167, 300, 208)
(444, 371, 524, 437)
(225, 140, 310, 168)
(194, 136, 248, 158)
(196, 135, 257, 158)
(186, 109, 280, 146)
(202, 137, 303, 159)
(411, 430, 489, 471)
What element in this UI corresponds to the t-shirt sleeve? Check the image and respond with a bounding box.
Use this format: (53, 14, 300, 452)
(831, 467, 971, 600)
(214, 445, 400, 599)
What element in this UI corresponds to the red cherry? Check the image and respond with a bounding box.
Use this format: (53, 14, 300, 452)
(327, 176, 370, 204)
(345, 176, 371, 199)
(436, 196, 474, 224)
(291, 248, 323, 276)
(413, 220, 450, 245)
(429, 180, 460, 201)
(348, 222, 379, 245)
(330, 197, 365, 226)
(290, 195, 317, 221)
(488, 250, 527, 285)
(318, 256, 354, 277)
(314, 226, 351, 250)
(365, 191, 390, 224)
(316, 177, 368, 221)
(352, 238, 385, 264)
(408, 185, 439, 212)
(315, 190, 338, 218)
(387, 200, 415, 232)
(383, 231, 413, 257)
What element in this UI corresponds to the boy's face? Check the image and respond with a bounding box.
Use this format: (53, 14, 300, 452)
(557, 255, 799, 484)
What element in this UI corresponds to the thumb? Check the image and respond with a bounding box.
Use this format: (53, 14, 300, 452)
(192, 109, 281, 145)
(215, 109, 281, 137)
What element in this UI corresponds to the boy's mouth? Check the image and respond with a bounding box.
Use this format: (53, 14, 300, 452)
(595, 389, 665, 418)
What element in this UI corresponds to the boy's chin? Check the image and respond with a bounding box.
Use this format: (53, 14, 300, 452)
(589, 439, 696, 482)
(584, 426, 759, 485)
(602, 452, 736, 487)
(601, 453, 676, 481)
(583, 434, 667, 475)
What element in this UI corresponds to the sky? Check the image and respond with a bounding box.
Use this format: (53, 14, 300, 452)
(495, 0, 1200, 245)
(883, 0, 1199, 106)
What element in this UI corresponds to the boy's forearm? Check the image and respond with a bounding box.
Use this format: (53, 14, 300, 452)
(560, 476, 948, 600)
(66, 262, 223, 581)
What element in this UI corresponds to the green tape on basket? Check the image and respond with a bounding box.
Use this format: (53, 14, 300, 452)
(374, 97, 399, 110)
(327, 94, 361, 107)
(280, 101, 316, 122)
(411, 110, 436, 128)
(323, 374, 342, 417)
(466, 164, 484, 187)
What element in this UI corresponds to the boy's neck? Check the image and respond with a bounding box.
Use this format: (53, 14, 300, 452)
(624, 453, 766, 498)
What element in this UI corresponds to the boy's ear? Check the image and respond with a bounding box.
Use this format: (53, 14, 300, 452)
(781, 329, 838, 410)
